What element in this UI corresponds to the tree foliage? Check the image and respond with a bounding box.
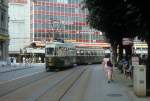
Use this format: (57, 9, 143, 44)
(83, 0, 143, 61)
(126, 0, 150, 41)
(84, 0, 142, 39)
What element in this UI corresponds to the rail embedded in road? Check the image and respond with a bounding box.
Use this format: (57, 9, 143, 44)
(36, 66, 88, 101)
(0, 66, 89, 101)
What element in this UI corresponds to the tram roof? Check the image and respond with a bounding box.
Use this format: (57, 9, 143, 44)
(45, 42, 75, 48)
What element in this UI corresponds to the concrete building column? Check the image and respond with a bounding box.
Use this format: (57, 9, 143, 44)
(0, 40, 9, 61)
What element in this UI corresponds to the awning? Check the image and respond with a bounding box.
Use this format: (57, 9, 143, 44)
(34, 41, 45, 47)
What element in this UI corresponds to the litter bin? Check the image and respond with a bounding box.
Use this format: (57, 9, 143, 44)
(133, 65, 146, 97)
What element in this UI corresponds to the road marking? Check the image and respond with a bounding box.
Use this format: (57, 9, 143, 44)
(0, 70, 45, 85)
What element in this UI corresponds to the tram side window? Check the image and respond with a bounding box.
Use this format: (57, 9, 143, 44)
(97, 51, 99, 55)
(99, 50, 103, 55)
(68, 48, 74, 56)
(88, 51, 91, 56)
(80, 50, 84, 56)
(93, 51, 96, 56)
(46, 48, 54, 55)
(85, 51, 88, 56)
(64, 48, 68, 56)
(73, 49, 76, 56)
(91, 52, 94, 56)
(57, 47, 64, 56)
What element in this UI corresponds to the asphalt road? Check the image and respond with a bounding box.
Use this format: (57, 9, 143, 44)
(0, 66, 86, 101)
(0, 64, 45, 84)
(0, 64, 149, 101)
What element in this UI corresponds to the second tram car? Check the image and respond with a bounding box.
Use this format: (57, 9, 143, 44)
(76, 46, 105, 65)
(45, 41, 76, 71)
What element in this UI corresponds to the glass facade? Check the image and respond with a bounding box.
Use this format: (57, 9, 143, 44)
(31, 0, 104, 43)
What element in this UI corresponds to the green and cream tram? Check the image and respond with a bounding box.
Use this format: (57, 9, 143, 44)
(45, 41, 76, 71)
(76, 47, 105, 65)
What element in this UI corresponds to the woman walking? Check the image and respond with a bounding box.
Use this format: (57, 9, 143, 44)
(106, 58, 113, 83)
(102, 55, 109, 73)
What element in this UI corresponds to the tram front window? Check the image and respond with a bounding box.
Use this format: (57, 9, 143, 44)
(46, 48, 54, 55)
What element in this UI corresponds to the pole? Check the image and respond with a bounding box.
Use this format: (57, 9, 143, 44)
(32, 0, 35, 42)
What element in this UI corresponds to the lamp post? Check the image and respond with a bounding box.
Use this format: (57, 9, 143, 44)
(32, 0, 37, 42)
(47, 19, 63, 42)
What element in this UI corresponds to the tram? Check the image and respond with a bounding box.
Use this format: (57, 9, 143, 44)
(76, 46, 105, 65)
(45, 41, 76, 71)
(45, 41, 105, 71)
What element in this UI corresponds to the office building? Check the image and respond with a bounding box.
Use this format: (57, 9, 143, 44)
(0, 0, 9, 63)
(8, 0, 30, 62)
(31, 0, 105, 44)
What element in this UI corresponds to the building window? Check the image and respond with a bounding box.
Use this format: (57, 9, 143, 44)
(1, 13, 4, 21)
(1, 12, 5, 28)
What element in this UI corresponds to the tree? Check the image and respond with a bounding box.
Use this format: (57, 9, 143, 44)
(126, 0, 150, 95)
(83, 0, 140, 62)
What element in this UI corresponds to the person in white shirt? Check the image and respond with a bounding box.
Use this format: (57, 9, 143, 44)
(102, 55, 110, 74)
(106, 58, 113, 83)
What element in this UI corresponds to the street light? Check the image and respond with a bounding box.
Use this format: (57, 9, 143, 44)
(32, 0, 37, 42)
(47, 19, 63, 42)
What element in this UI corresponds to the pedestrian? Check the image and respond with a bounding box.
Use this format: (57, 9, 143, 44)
(102, 55, 109, 73)
(122, 59, 129, 79)
(106, 58, 113, 83)
(23, 57, 25, 63)
(10, 57, 14, 66)
(39, 57, 41, 63)
(10, 57, 13, 63)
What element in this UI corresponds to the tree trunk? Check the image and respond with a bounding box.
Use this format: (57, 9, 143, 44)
(125, 45, 132, 61)
(112, 42, 117, 66)
(118, 39, 123, 61)
(146, 41, 150, 95)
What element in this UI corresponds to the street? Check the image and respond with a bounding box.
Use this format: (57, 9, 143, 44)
(0, 63, 45, 84)
(0, 64, 149, 101)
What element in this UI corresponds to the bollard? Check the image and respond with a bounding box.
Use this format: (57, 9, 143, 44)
(133, 65, 146, 97)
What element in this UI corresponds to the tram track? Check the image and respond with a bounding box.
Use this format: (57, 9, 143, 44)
(0, 66, 88, 101)
(36, 66, 88, 101)
(0, 71, 55, 97)
(60, 67, 92, 101)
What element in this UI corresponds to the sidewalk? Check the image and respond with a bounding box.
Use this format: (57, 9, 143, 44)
(114, 67, 150, 101)
(0, 63, 45, 73)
